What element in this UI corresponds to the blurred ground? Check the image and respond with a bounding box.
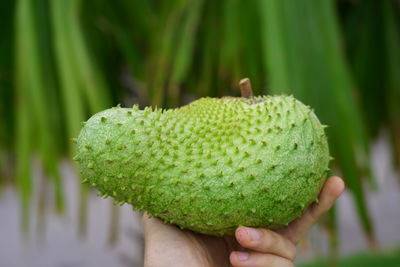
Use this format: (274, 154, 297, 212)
(0, 131, 399, 267)
(0, 163, 143, 267)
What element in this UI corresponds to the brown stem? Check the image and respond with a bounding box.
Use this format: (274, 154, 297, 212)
(239, 78, 253, 98)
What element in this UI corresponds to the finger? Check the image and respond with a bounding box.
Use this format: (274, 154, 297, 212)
(277, 176, 345, 244)
(230, 251, 294, 267)
(235, 226, 296, 260)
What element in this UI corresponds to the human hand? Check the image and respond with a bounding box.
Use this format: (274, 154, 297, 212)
(142, 176, 345, 267)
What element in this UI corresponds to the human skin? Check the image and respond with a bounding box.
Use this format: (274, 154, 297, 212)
(142, 176, 345, 267)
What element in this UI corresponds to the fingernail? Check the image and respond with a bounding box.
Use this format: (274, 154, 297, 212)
(236, 252, 249, 261)
(245, 227, 262, 241)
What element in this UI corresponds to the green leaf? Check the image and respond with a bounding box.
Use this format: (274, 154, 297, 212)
(258, 0, 375, 242)
(383, 0, 400, 170)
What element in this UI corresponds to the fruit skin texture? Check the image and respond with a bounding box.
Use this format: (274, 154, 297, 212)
(75, 95, 330, 236)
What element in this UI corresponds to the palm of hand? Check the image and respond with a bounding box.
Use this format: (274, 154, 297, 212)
(143, 218, 236, 267)
(142, 177, 344, 267)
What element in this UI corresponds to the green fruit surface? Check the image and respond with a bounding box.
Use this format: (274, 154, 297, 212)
(76, 95, 330, 236)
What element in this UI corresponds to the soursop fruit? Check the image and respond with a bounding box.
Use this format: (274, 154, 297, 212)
(75, 93, 330, 236)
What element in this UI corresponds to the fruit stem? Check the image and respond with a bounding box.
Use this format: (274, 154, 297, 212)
(239, 78, 253, 98)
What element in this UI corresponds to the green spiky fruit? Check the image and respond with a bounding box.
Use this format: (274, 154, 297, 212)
(75, 95, 330, 236)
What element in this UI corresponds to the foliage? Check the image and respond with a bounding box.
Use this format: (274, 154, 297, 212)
(299, 248, 400, 267)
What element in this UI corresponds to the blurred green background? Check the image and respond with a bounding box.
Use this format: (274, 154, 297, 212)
(1, 0, 400, 266)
